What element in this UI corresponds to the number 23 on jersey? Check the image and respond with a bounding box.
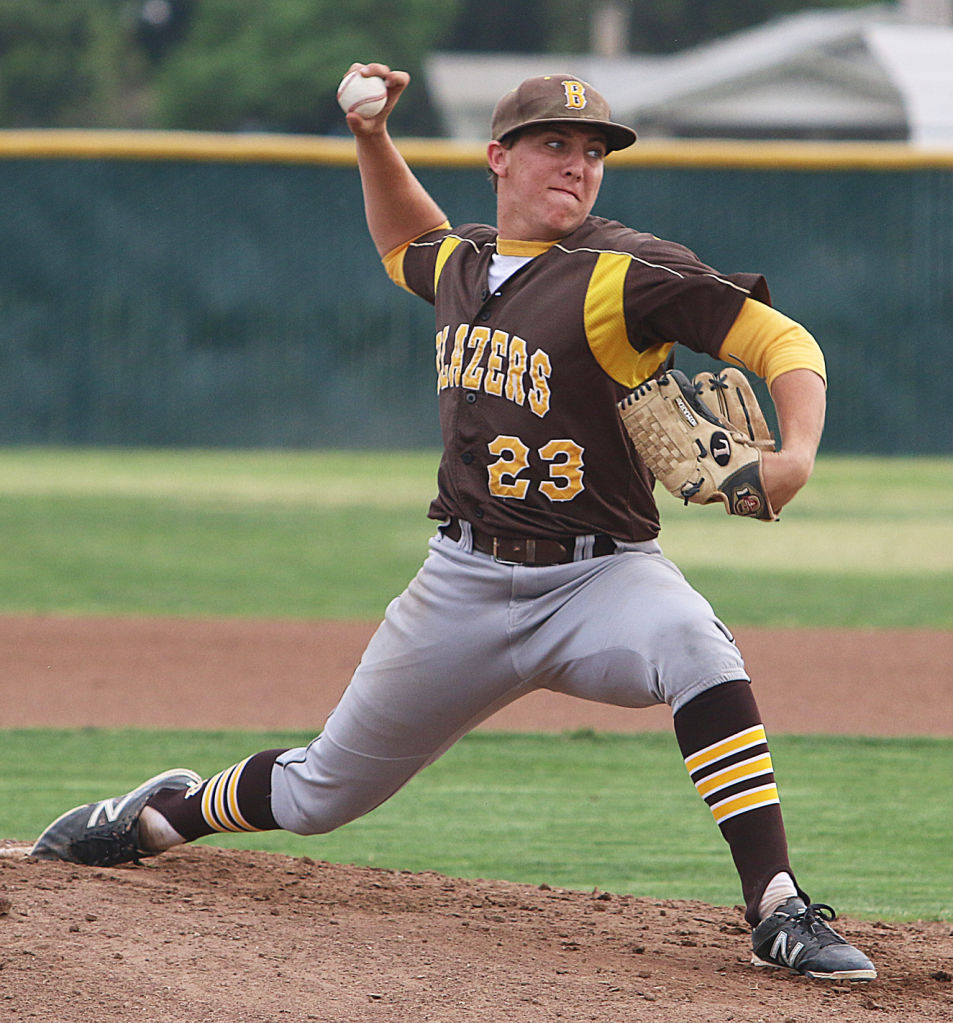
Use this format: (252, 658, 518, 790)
(487, 435, 584, 502)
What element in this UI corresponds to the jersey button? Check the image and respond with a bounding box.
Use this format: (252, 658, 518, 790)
(474, 507, 484, 518)
(461, 452, 474, 465)
(465, 393, 477, 404)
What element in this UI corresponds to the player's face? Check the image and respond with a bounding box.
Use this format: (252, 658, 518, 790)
(489, 125, 607, 240)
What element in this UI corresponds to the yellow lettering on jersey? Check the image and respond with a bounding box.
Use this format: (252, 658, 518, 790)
(484, 330, 507, 396)
(563, 80, 587, 110)
(528, 350, 552, 418)
(505, 336, 527, 406)
(462, 326, 490, 390)
(435, 326, 449, 392)
(486, 434, 586, 503)
(434, 325, 551, 418)
(538, 439, 584, 501)
(448, 324, 468, 388)
(487, 435, 531, 499)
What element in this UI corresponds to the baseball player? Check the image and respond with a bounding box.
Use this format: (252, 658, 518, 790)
(32, 65, 875, 982)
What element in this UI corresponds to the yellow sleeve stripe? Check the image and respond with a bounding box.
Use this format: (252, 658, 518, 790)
(684, 724, 767, 774)
(381, 220, 453, 295)
(719, 298, 827, 388)
(382, 243, 411, 293)
(709, 785, 781, 825)
(584, 251, 673, 386)
(434, 235, 463, 294)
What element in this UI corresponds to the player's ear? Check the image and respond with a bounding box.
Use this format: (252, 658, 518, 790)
(487, 140, 509, 178)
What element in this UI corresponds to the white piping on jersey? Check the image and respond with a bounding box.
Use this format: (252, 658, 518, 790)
(410, 232, 756, 298)
(551, 241, 755, 295)
(408, 233, 482, 254)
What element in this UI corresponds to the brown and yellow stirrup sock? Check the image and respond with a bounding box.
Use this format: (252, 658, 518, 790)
(141, 749, 286, 849)
(673, 680, 807, 926)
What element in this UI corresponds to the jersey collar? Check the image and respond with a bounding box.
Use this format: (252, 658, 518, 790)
(495, 238, 558, 258)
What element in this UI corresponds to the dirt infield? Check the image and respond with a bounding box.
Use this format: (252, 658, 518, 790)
(3, 616, 952, 735)
(2, 616, 953, 1022)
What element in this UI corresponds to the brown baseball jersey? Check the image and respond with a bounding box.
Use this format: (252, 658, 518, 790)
(387, 214, 771, 543)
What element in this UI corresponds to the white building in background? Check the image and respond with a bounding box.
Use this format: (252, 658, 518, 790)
(425, 2, 953, 145)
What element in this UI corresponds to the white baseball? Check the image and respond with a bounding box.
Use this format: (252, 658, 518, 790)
(337, 69, 387, 118)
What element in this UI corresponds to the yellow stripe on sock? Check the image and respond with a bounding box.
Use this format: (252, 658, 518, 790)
(201, 760, 260, 833)
(224, 759, 261, 833)
(203, 769, 235, 833)
(213, 767, 239, 832)
(684, 725, 767, 775)
(200, 771, 226, 831)
(693, 752, 775, 799)
(709, 784, 780, 825)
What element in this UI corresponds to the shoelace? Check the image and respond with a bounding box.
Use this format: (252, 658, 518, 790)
(790, 902, 843, 946)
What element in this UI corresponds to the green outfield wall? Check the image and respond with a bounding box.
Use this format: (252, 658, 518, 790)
(2, 131, 951, 452)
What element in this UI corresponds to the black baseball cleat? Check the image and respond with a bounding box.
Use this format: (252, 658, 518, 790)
(751, 897, 877, 980)
(30, 768, 202, 867)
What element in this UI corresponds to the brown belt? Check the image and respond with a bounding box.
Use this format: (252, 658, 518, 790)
(442, 518, 616, 567)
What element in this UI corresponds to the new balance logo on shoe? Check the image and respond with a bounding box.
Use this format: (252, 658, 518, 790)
(768, 930, 806, 969)
(86, 792, 141, 829)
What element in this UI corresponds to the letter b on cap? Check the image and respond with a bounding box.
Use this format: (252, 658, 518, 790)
(562, 80, 587, 110)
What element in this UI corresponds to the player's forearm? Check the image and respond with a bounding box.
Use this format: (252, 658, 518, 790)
(342, 62, 447, 256)
(355, 132, 448, 256)
(762, 368, 826, 508)
(771, 368, 825, 462)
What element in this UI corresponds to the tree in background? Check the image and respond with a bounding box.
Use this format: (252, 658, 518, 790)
(0, 0, 458, 132)
(0, 0, 882, 132)
(0, 0, 137, 127)
(150, 0, 459, 134)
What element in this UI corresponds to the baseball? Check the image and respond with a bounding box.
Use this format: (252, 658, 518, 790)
(337, 68, 387, 118)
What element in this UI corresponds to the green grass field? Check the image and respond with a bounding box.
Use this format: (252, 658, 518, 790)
(3, 728, 949, 922)
(0, 447, 950, 624)
(1, 448, 950, 920)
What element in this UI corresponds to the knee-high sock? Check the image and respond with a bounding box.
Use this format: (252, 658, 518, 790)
(147, 749, 285, 842)
(673, 680, 807, 926)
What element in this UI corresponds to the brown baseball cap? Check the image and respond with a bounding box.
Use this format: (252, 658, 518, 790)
(491, 73, 637, 152)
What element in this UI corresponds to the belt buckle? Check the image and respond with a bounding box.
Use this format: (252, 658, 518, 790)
(492, 536, 532, 566)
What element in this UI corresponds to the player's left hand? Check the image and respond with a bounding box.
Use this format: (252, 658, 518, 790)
(617, 369, 779, 521)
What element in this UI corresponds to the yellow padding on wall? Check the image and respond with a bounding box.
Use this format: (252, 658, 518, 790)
(4, 130, 953, 171)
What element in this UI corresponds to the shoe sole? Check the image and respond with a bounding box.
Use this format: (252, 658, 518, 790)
(751, 953, 877, 981)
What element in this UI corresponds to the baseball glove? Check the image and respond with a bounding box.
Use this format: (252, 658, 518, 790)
(617, 367, 778, 521)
